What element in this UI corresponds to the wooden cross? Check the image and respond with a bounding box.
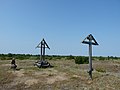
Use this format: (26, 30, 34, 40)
(82, 34, 99, 79)
(36, 38, 50, 61)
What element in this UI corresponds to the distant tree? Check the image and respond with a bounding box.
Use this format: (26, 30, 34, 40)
(110, 56, 114, 60)
(8, 53, 13, 57)
(108, 56, 110, 60)
(99, 56, 105, 60)
(67, 55, 74, 60)
(114, 56, 118, 60)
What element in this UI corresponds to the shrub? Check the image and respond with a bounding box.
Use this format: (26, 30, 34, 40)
(75, 56, 89, 64)
(0, 57, 6, 60)
(98, 56, 106, 60)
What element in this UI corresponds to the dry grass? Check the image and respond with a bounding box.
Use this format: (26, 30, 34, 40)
(0, 59, 120, 90)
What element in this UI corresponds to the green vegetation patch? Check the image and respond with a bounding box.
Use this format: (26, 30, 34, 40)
(75, 56, 89, 64)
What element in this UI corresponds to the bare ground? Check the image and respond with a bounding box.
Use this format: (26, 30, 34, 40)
(0, 59, 120, 90)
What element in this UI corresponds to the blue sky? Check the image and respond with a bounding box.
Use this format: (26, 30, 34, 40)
(0, 0, 120, 56)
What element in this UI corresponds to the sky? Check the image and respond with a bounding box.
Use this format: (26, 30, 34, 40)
(0, 0, 120, 56)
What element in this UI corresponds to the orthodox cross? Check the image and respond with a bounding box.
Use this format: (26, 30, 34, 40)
(82, 34, 99, 79)
(36, 38, 50, 61)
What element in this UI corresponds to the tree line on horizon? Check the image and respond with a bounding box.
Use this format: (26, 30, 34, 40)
(0, 53, 119, 61)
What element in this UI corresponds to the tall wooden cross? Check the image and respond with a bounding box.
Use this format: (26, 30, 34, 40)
(82, 34, 99, 79)
(36, 38, 50, 61)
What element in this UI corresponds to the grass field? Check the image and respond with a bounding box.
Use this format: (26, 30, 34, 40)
(0, 59, 120, 90)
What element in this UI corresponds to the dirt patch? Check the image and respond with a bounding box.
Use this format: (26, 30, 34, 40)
(8, 69, 39, 88)
(11, 69, 25, 77)
(72, 75, 81, 78)
(34, 68, 68, 84)
(47, 73, 68, 84)
(25, 79, 38, 87)
(8, 77, 39, 88)
(1, 64, 11, 67)
(34, 68, 58, 76)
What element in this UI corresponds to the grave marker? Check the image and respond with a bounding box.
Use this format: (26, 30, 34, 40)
(82, 34, 99, 79)
(35, 38, 51, 68)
